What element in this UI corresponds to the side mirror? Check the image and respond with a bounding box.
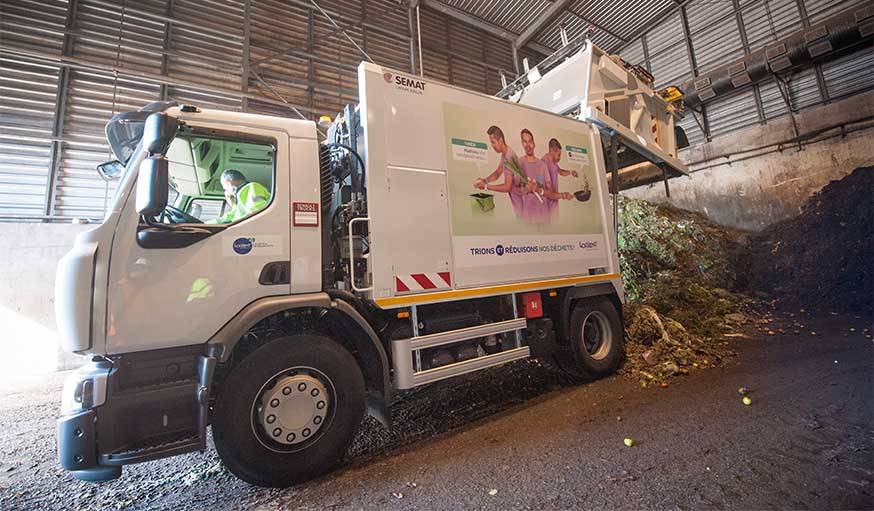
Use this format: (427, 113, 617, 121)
(136, 156, 169, 217)
(96, 160, 125, 181)
(143, 112, 178, 154)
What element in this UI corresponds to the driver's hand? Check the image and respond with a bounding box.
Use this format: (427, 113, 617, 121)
(225, 190, 237, 207)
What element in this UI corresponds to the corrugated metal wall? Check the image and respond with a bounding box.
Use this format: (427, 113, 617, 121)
(0, 0, 528, 221)
(619, 0, 873, 147)
(0, 0, 871, 221)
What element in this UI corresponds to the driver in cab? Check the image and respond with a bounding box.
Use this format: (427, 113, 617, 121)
(208, 169, 270, 224)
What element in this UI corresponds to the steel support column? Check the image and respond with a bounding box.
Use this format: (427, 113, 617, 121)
(617, 0, 694, 53)
(241, 0, 251, 112)
(731, 0, 766, 123)
(793, 0, 831, 104)
(640, 33, 651, 72)
(680, 5, 711, 141)
(44, 0, 79, 219)
(158, 0, 174, 101)
(407, 6, 417, 74)
(308, 3, 315, 116)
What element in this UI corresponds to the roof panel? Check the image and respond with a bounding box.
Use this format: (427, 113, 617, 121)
(441, 0, 553, 35)
(433, 0, 678, 54)
(571, 0, 674, 43)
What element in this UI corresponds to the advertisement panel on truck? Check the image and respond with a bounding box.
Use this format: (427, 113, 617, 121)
(442, 102, 607, 287)
(359, 63, 614, 298)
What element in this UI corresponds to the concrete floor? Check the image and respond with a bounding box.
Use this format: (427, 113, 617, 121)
(1, 312, 872, 510)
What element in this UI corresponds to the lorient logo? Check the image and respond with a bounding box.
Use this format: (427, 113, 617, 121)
(383, 72, 393, 83)
(579, 241, 598, 250)
(233, 237, 253, 255)
(495, 244, 505, 256)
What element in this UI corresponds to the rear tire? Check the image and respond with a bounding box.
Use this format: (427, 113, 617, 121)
(212, 334, 365, 487)
(553, 298, 623, 380)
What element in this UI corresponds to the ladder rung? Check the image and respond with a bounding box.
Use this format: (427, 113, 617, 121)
(411, 346, 530, 387)
(403, 317, 527, 351)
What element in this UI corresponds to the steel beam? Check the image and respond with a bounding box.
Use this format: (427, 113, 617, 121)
(420, 0, 553, 56)
(514, 0, 572, 50)
(566, 7, 627, 46)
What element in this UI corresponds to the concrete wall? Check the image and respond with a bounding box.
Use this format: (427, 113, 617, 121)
(0, 222, 92, 377)
(626, 91, 874, 231)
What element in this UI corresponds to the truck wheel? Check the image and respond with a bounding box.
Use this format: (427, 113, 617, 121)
(212, 334, 365, 487)
(556, 298, 623, 379)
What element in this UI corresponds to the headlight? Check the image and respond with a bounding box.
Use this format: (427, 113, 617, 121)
(60, 361, 110, 416)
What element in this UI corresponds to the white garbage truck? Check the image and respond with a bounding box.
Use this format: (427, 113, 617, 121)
(56, 39, 687, 487)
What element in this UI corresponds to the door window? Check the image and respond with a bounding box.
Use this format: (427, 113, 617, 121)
(166, 135, 276, 225)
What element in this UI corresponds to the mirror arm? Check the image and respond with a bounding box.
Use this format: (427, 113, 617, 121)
(142, 214, 176, 231)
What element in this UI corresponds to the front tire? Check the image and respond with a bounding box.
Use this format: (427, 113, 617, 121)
(212, 334, 365, 487)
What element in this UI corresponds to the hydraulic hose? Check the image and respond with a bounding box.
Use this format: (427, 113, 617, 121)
(325, 142, 366, 194)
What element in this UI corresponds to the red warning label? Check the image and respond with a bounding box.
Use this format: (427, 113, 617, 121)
(292, 202, 319, 227)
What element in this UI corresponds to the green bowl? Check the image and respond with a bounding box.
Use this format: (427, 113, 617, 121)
(470, 192, 495, 212)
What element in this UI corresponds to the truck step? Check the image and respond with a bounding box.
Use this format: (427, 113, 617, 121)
(404, 318, 527, 351)
(407, 346, 530, 388)
(102, 432, 201, 466)
(391, 317, 528, 389)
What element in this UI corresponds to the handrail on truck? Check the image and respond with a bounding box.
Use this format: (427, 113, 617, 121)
(348, 216, 372, 292)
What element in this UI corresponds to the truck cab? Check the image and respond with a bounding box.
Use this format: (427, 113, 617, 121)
(57, 44, 682, 486)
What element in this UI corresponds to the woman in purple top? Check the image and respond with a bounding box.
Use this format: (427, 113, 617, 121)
(518, 129, 553, 224)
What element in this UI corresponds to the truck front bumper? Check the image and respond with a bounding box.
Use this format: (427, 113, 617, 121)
(57, 348, 215, 482)
(58, 409, 121, 481)
(57, 359, 122, 481)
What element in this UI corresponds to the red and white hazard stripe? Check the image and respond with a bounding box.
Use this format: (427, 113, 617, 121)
(396, 272, 452, 293)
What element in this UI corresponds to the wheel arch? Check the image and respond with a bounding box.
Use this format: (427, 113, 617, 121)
(207, 293, 391, 424)
(554, 283, 623, 343)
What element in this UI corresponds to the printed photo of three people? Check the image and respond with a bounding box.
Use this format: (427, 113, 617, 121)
(444, 102, 603, 238)
(473, 125, 584, 225)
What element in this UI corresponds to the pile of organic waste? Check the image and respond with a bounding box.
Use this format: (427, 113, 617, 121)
(616, 196, 755, 385)
(746, 167, 873, 315)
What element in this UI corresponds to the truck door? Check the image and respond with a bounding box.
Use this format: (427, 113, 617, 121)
(104, 123, 291, 355)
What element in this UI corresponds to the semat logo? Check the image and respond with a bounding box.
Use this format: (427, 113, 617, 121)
(384, 71, 426, 93)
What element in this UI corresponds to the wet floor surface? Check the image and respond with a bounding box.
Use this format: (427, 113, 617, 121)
(1, 313, 872, 510)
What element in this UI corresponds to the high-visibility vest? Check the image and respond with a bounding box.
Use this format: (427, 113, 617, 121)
(209, 181, 271, 224)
